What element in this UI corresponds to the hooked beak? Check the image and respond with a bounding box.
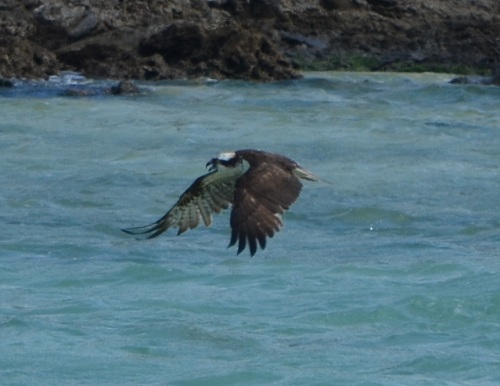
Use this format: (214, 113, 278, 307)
(206, 158, 217, 172)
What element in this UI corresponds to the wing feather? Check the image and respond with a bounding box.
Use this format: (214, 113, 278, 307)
(198, 201, 212, 226)
(188, 204, 199, 229)
(229, 162, 303, 256)
(122, 170, 236, 239)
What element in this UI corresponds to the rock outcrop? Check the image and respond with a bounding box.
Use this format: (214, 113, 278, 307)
(1, 0, 499, 81)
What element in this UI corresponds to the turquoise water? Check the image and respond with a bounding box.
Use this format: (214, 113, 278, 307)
(1, 72, 500, 385)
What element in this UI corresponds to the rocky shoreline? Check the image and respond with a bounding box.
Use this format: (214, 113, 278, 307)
(1, 0, 499, 82)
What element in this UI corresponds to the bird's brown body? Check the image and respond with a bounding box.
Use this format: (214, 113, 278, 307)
(123, 149, 318, 256)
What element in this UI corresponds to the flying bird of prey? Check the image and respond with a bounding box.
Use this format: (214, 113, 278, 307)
(122, 149, 319, 256)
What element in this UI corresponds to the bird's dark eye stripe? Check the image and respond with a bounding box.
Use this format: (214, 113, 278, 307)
(219, 157, 240, 167)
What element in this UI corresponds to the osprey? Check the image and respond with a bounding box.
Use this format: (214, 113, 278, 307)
(122, 149, 318, 256)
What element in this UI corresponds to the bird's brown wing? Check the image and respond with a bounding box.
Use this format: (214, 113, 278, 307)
(122, 170, 236, 239)
(228, 162, 303, 256)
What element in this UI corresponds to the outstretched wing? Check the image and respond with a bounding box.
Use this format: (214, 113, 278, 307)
(228, 162, 303, 256)
(122, 170, 236, 239)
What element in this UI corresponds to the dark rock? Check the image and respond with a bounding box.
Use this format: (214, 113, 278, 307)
(368, 0, 397, 6)
(321, 0, 367, 10)
(0, 78, 15, 87)
(62, 80, 142, 96)
(0, 0, 499, 81)
(109, 80, 141, 95)
(450, 76, 470, 84)
(139, 22, 206, 64)
(62, 87, 98, 97)
(68, 10, 99, 39)
(281, 32, 329, 50)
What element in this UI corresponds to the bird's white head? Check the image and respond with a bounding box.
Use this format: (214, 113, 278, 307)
(206, 151, 250, 175)
(217, 151, 236, 162)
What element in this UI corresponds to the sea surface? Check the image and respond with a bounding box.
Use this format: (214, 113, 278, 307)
(1, 72, 499, 385)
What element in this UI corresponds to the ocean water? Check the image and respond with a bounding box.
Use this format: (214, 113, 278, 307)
(1, 72, 499, 385)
